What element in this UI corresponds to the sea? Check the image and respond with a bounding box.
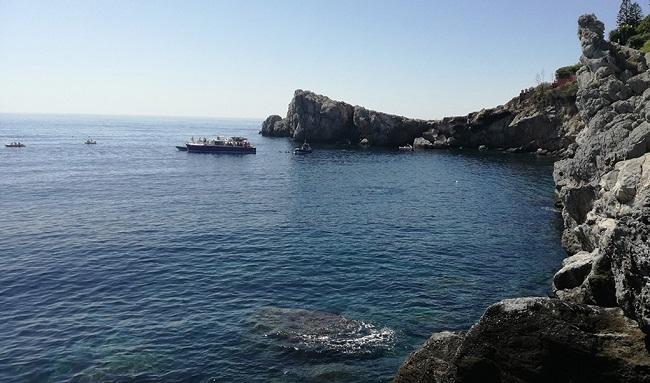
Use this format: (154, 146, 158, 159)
(0, 114, 566, 383)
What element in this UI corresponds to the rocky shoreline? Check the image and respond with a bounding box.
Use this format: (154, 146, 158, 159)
(263, 14, 650, 383)
(261, 79, 583, 156)
(394, 15, 650, 383)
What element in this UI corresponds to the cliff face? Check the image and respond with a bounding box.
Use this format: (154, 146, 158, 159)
(262, 84, 583, 154)
(395, 14, 650, 383)
(261, 90, 434, 146)
(553, 14, 650, 332)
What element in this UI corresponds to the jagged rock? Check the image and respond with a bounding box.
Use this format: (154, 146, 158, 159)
(395, 298, 650, 383)
(262, 82, 583, 149)
(553, 250, 595, 290)
(359, 137, 370, 147)
(398, 14, 650, 383)
(260, 115, 286, 137)
(553, 14, 650, 332)
(413, 137, 434, 149)
(394, 331, 465, 383)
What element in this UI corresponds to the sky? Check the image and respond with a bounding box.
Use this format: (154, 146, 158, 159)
(0, 0, 644, 120)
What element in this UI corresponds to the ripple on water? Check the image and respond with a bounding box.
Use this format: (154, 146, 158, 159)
(0, 115, 565, 383)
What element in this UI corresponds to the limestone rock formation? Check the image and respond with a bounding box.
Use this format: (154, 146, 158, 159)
(261, 89, 433, 146)
(553, 14, 650, 332)
(396, 14, 650, 383)
(262, 86, 583, 151)
(396, 298, 650, 383)
(260, 115, 286, 137)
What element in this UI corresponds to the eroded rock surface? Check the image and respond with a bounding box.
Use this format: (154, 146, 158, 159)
(396, 14, 650, 383)
(553, 14, 650, 332)
(262, 86, 583, 151)
(396, 298, 650, 383)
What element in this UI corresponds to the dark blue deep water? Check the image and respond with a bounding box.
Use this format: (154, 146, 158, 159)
(0, 114, 565, 382)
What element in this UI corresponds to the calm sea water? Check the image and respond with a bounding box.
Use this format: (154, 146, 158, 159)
(0, 114, 565, 383)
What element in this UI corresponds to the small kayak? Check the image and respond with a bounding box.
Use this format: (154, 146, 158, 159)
(398, 144, 413, 151)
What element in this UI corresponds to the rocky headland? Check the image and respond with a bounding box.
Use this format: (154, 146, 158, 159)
(394, 14, 650, 383)
(262, 78, 583, 155)
(262, 13, 650, 383)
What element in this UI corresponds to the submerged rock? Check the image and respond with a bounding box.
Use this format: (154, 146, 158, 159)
(252, 307, 394, 356)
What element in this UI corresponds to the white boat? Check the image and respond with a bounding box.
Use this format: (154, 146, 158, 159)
(294, 141, 312, 155)
(398, 144, 413, 151)
(5, 142, 25, 148)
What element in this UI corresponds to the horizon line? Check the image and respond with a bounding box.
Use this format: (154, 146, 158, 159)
(0, 111, 268, 121)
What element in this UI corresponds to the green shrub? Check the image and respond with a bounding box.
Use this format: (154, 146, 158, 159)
(636, 14, 650, 34)
(610, 24, 637, 44)
(555, 64, 582, 80)
(628, 32, 650, 49)
(641, 39, 650, 53)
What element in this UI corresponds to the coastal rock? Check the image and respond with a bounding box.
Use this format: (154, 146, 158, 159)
(262, 89, 432, 145)
(395, 298, 650, 383)
(394, 331, 465, 383)
(553, 14, 650, 332)
(413, 137, 434, 149)
(398, 14, 650, 383)
(262, 85, 583, 150)
(260, 115, 285, 137)
(553, 250, 595, 290)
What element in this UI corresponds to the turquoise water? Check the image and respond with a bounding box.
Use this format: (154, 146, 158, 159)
(0, 114, 565, 382)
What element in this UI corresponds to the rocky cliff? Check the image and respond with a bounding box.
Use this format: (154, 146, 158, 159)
(395, 14, 650, 383)
(262, 82, 583, 154)
(261, 90, 435, 146)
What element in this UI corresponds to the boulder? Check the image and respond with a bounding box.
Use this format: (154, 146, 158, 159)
(413, 137, 434, 149)
(260, 115, 286, 137)
(395, 298, 650, 383)
(553, 251, 595, 290)
(394, 331, 465, 383)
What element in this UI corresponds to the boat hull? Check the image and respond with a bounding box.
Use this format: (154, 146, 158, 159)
(186, 144, 256, 154)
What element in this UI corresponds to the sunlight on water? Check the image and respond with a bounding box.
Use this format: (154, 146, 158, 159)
(0, 114, 565, 382)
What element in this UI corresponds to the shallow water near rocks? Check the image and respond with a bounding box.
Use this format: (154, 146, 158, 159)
(0, 114, 565, 382)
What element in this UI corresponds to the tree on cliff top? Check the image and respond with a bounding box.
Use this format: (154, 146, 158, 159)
(617, 0, 644, 27)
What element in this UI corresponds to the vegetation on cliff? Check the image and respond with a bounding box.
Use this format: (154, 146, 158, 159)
(609, 0, 650, 52)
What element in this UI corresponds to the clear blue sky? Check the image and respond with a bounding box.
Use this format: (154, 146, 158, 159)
(0, 1, 641, 119)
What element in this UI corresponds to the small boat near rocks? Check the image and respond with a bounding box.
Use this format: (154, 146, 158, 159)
(398, 144, 413, 151)
(5, 142, 25, 148)
(293, 141, 312, 155)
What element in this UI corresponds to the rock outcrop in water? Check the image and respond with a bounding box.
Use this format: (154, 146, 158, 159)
(394, 14, 650, 383)
(262, 84, 583, 153)
(252, 307, 394, 356)
(261, 90, 435, 146)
